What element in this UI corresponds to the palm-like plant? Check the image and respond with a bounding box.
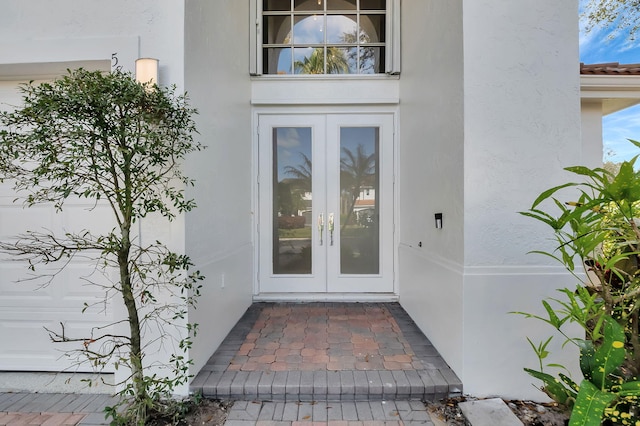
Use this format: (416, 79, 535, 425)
(294, 47, 350, 74)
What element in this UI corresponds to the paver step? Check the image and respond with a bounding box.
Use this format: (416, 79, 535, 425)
(193, 368, 455, 401)
(223, 399, 437, 425)
(190, 302, 462, 402)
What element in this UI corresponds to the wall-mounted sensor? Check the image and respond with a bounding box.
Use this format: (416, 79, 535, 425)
(435, 213, 443, 229)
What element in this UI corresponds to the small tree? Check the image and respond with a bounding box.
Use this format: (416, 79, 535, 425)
(0, 68, 204, 425)
(582, 0, 640, 40)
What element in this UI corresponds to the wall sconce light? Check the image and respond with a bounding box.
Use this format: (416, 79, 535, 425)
(435, 213, 443, 229)
(135, 58, 159, 86)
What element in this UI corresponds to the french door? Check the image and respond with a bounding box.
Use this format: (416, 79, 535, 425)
(257, 114, 394, 293)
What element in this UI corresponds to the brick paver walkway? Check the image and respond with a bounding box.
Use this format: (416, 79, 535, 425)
(0, 393, 116, 425)
(230, 304, 424, 372)
(191, 302, 462, 420)
(2, 303, 461, 425)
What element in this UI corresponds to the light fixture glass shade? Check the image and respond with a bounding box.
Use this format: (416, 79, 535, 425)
(135, 58, 158, 85)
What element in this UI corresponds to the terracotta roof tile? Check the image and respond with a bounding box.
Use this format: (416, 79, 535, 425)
(581, 62, 640, 75)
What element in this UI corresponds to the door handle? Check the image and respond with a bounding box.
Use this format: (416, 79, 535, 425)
(318, 213, 324, 246)
(328, 213, 335, 246)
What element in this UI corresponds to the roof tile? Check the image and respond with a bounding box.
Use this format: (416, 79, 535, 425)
(581, 62, 640, 75)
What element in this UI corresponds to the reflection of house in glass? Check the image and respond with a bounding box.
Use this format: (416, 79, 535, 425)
(353, 186, 376, 226)
(274, 178, 313, 275)
(299, 191, 313, 224)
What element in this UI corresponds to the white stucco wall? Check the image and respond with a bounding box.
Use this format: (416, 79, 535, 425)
(463, 1, 581, 267)
(184, 0, 254, 375)
(399, 0, 583, 400)
(461, 0, 582, 398)
(398, 0, 465, 376)
(581, 101, 605, 169)
(0, 0, 184, 86)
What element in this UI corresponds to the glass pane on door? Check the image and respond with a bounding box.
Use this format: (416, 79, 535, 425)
(272, 127, 313, 274)
(339, 127, 379, 274)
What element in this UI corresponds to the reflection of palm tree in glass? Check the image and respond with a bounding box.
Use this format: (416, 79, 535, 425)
(340, 144, 375, 232)
(284, 153, 312, 192)
(341, 29, 376, 74)
(294, 47, 349, 74)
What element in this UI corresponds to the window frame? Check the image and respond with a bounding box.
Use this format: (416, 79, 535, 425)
(250, 0, 400, 76)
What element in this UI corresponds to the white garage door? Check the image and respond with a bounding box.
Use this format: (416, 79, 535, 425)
(0, 80, 115, 372)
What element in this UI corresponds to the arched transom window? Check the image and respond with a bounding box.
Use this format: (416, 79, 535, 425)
(253, 0, 399, 75)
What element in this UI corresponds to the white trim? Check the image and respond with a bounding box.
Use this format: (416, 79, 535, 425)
(399, 243, 571, 278)
(250, 0, 400, 76)
(249, 0, 261, 75)
(252, 106, 400, 297)
(252, 78, 400, 105)
(580, 74, 640, 94)
(580, 74, 640, 115)
(398, 243, 464, 275)
(253, 292, 399, 302)
(463, 265, 573, 276)
(386, 0, 401, 74)
(0, 60, 110, 81)
(0, 36, 139, 75)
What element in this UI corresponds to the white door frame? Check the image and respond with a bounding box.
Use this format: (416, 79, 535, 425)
(252, 107, 399, 300)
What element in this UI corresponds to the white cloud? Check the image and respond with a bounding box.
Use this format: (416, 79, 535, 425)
(277, 128, 303, 149)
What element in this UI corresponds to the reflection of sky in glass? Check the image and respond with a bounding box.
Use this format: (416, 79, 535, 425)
(275, 14, 380, 74)
(294, 15, 324, 44)
(276, 127, 312, 181)
(275, 127, 377, 182)
(341, 127, 377, 158)
(290, 15, 360, 45)
(327, 15, 357, 43)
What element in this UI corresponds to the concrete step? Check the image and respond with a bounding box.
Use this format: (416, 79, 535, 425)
(459, 398, 524, 426)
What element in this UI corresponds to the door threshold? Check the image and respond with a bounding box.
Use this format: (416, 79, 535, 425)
(253, 292, 399, 302)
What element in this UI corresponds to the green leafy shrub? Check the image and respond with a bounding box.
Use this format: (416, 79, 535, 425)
(517, 140, 640, 425)
(278, 215, 306, 229)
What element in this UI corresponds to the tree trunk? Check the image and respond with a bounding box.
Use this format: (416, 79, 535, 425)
(118, 225, 147, 424)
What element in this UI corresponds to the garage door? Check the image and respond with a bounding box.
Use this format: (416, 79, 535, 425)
(0, 80, 115, 372)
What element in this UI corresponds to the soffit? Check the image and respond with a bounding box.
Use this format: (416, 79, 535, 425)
(580, 62, 640, 115)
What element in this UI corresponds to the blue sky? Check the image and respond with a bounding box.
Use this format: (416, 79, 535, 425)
(580, 3, 640, 162)
(276, 127, 376, 182)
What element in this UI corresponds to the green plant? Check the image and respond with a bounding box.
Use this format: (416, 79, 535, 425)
(0, 68, 204, 425)
(517, 140, 640, 425)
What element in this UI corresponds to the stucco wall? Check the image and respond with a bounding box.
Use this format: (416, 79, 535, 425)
(399, 0, 584, 400)
(581, 101, 605, 169)
(462, 0, 581, 266)
(461, 0, 582, 398)
(398, 0, 465, 376)
(0, 0, 184, 86)
(184, 0, 254, 375)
